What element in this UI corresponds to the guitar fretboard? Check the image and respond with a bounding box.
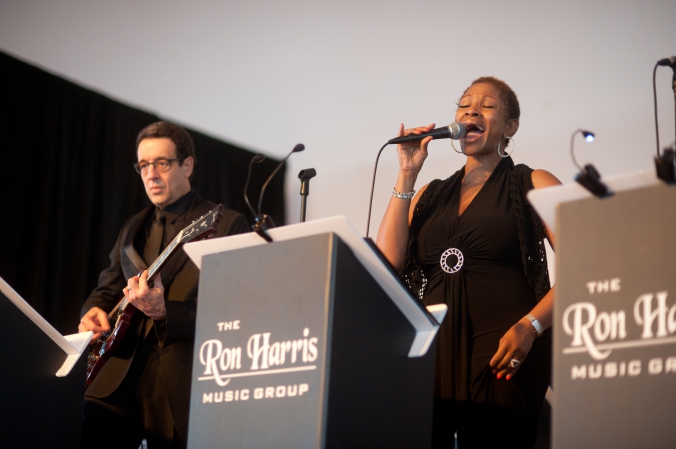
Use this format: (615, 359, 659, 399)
(106, 206, 221, 319)
(148, 234, 182, 279)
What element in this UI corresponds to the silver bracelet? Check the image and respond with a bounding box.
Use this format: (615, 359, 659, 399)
(392, 188, 416, 200)
(525, 313, 543, 337)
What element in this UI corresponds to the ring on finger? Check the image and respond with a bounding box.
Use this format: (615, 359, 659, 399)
(509, 359, 521, 368)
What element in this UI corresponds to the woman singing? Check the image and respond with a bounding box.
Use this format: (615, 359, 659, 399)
(376, 76, 561, 448)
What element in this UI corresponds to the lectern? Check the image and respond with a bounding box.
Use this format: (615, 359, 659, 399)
(529, 172, 676, 448)
(184, 216, 446, 448)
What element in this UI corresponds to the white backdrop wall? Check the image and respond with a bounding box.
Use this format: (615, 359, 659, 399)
(1, 0, 675, 234)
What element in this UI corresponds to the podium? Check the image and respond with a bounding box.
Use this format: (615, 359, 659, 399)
(529, 173, 676, 448)
(0, 277, 92, 448)
(183, 216, 446, 448)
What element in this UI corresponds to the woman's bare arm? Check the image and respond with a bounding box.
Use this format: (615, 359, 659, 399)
(375, 123, 435, 269)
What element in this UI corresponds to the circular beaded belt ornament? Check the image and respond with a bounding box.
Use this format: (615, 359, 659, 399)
(440, 248, 464, 274)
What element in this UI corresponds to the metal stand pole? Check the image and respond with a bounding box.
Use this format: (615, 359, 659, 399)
(298, 168, 316, 223)
(672, 73, 675, 149)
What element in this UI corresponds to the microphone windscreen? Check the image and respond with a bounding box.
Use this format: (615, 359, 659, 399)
(449, 122, 467, 139)
(657, 56, 676, 67)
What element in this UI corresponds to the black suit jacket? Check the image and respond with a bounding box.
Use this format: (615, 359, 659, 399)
(81, 191, 248, 439)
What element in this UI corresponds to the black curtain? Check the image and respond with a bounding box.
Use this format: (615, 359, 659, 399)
(0, 51, 285, 335)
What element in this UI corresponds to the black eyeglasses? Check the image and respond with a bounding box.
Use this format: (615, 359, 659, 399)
(134, 158, 183, 175)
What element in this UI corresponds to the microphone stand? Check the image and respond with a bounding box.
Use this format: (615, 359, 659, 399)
(653, 58, 676, 183)
(298, 168, 316, 223)
(252, 215, 275, 243)
(672, 68, 676, 155)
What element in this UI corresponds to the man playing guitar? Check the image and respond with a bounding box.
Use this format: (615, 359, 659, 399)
(78, 122, 248, 448)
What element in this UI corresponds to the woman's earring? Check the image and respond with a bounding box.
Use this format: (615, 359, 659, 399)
(451, 139, 463, 154)
(497, 137, 514, 158)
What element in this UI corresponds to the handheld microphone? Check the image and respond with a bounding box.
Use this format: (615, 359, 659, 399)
(387, 122, 467, 144)
(365, 123, 467, 237)
(657, 56, 676, 70)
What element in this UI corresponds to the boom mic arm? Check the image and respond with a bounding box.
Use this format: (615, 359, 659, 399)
(246, 144, 306, 242)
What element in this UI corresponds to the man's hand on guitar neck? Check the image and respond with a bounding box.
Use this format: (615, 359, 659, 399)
(126, 270, 167, 321)
(79, 307, 111, 342)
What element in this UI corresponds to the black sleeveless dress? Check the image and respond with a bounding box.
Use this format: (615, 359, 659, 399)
(416, 157, 551, 447)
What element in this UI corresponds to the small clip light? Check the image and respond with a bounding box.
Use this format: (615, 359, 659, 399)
(582, 131, 595, 143)
(570, 129, 609, 198)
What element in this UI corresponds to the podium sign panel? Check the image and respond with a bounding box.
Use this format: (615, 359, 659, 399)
(187, 231, 436, 448)
(190, 234, 330, 447)
(553, 183, 676, 448)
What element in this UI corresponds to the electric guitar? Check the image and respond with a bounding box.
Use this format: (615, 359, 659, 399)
(85, 204, 225, 386)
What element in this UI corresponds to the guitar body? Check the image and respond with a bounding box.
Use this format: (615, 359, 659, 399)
(85, 302, 137, 386)
(84, 204, 224, 387)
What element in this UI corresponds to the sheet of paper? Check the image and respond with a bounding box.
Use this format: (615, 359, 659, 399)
(0, 276, 80, 354)
(527, 169, 660, 232)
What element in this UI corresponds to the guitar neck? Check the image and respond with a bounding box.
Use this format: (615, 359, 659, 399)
(104, 204, 223, 320)
(108, 234, 183, 319)
(147, 237, 181, 281)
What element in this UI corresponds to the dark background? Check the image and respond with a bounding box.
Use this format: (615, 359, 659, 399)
(0, 51, 286, 335)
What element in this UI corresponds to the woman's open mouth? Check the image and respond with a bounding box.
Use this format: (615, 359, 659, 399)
(463, 123, 484, 140)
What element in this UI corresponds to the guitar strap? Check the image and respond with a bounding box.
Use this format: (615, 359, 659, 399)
(122, 206, 154, 274)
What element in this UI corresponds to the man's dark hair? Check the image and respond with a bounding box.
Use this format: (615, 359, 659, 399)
(136, 121, 197, 179)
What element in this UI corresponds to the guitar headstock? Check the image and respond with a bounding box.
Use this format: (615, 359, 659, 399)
(178, 204, 225, 244)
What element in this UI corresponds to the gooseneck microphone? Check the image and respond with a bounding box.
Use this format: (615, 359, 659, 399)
(244, 144, 305, 242)
(258, 143, 305, 217)
(387, 122, 467, 144)
(243, 154, 266, 219)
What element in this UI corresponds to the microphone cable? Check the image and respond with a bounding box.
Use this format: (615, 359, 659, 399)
(653, 62, 662, 157)
(365, 142, 390, 239)
(365, 123, 466, 238)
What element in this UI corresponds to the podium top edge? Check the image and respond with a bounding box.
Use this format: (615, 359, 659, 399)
(527, 169, 661, 233)
(184, 216, 440, 334)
